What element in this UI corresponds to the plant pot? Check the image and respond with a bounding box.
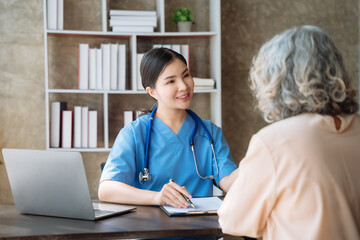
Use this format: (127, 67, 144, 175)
(177, 21, 192, 32)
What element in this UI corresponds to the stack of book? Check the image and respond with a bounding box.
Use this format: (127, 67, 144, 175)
(50, 102, 98, 149)
(78, 43, 126, 91)
(109, 9, 157, 33)
(193, 77, 216, 90)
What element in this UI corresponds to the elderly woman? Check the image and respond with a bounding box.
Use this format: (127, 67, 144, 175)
(218, 25, 360, 240)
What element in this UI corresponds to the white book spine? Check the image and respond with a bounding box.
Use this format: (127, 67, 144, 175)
(112, 26, 154, 33)
(193, 77, 216, 86)
(79, 43, 89, 90)
(137, 53, 144, 90)
(118, 44, 126, 90)
(88, 110, 98, 148)
(47, 0, 57, 30)
(123, 111, 134, 126)
(96, 48, 103, 90)
(102, 43, 111, 90)
(81, 106, 89, 148)
(162, 44, 171, 49)
(73, 106, 82, 148)
(110, 44, 118, 90)
(109, 19, 157, 27)
(50, 102, 60, 148)
(61, 110, 73, 149)
(171, 44, 181, 54)
(110, 15, 157, 22)
(89, 48, 97, 90)
(181, 44, 190, 69)
(57, 0, 63, 30)
(109, 10, 156, 17)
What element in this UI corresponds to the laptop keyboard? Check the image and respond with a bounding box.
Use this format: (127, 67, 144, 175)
(94, 208, 116, 218)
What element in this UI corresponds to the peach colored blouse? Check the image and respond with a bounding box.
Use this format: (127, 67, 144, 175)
(218, 113, 360, 240)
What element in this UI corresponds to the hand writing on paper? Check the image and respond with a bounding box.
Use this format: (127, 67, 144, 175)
(155, 180, 192, 208)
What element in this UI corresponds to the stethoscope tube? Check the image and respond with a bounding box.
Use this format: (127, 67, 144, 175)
(139, 107, 219, 183)
(139, 106, 157, 183)
(187, 109, 219, 180)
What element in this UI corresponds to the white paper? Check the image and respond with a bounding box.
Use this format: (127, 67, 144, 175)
(162, 197, 222, 214)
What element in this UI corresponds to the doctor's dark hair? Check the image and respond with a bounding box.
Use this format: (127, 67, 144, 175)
(140, 47, 188, 89)
(249, 25, 358, 123)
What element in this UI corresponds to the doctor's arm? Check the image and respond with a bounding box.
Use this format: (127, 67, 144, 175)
(98, 180, 191, 208)
(219, 168, 239, 192)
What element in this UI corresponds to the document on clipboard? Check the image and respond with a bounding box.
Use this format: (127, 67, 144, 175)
(160, 197, 222, 217)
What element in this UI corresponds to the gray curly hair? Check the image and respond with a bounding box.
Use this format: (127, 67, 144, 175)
(249, 25, 358, 123)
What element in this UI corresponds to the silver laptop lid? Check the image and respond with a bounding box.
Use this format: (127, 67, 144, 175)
(2, 149, 95, 220)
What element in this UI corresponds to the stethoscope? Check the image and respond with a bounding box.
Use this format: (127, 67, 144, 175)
(139, 106, 219, 183)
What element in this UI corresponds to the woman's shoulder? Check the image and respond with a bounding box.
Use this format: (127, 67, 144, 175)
(257, 113, 313, 135)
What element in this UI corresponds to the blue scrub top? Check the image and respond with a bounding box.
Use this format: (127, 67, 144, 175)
(100, 112, 237, 197)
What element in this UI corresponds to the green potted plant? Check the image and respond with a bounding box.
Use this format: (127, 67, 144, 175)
(171, 7, 194, 32)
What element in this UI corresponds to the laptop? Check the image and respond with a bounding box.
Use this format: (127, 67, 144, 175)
(2, 148, 136, 220)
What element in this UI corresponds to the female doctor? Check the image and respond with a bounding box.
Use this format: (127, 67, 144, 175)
(98, 47, 238, 208)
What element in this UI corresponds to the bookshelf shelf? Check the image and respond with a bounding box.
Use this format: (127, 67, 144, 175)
(43, 0, 222, 152)
(47, 30, 217, 38)
(48, 147, 111, 152)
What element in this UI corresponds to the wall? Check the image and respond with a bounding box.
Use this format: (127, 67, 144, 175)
(221, 0, 359, 162)
(0, 0, 358, 212)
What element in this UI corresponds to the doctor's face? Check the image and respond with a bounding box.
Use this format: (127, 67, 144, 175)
(147, 58, 194, 112)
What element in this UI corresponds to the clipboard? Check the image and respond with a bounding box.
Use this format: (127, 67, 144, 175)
(160, 196, 222, 217)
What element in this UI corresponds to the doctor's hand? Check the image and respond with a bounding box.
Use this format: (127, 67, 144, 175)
(155, 181, 192, 208)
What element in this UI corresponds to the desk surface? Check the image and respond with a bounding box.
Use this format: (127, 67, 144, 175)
(0, 203, 223, 239)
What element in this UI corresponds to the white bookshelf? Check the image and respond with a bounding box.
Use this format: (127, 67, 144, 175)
(43, 0, 222, 152)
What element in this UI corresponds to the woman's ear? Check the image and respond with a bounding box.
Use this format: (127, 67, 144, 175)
(146, 87, 157, 100)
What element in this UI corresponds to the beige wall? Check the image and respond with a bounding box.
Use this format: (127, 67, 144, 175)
(0, 0, 358, 209)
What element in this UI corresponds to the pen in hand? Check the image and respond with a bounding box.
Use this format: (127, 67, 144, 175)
(169, 179, 196, 208)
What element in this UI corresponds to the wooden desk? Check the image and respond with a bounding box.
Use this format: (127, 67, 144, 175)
(0, 203, 223, 239)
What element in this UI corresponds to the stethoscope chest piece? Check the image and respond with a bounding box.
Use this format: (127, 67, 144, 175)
(139, 107, 219, 183)
(139, 168, 152, 184)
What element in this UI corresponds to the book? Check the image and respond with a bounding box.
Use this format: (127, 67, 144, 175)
(181, 44, 190, 69)
(89, 48, 97, 90)
(110, 44, 118, 90)
(47, 0, 57, 30)
(152, 44, 162, 49)
(88, 110, 97, 148)
(136, 53, 144, 90)
(162, 44, 171, 49)
(193, 77, 215, 87)
(194, 86, 215, 90)
(96, 48, 103, 90)
(160, 197, 222, 217)
(102, 43, 111, 90)
(61, 110, 73, 149)
(171, 44, 181, 54)
(109, 18, 157, 27)
(81, 106, 89, 148)
(73, 106, 82, 148)
(50, 101, 67, 148)
(112, 25, 154, 33)
(123, 111, 133, 126)
(135, 110, 145, 119)
(109, 9, 156, 17)
(110, 15, 157, 22)
(78, 43, 89, 90)
(118, 44, 126, 90)
(57, 0, 63, 30)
